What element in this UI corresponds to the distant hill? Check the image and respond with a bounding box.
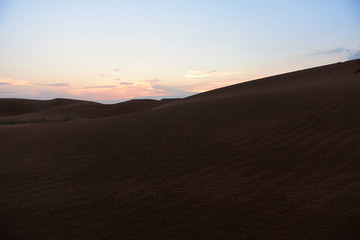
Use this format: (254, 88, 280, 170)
(0, 98, 181, 122)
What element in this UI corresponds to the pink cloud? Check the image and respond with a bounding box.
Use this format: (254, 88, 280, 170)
(0, 71, 257, 101)
(68, 80, 170, 100)
(0, 77, 32, 86)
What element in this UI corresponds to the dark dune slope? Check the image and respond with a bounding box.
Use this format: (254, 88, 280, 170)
(0, 59, 360, 240)
(0, 98, 86, 117)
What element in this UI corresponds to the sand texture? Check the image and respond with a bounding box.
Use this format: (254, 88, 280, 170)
(0, 59, 360, 239)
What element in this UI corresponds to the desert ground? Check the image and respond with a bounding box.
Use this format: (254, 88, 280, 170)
(0, 59, 360, 239)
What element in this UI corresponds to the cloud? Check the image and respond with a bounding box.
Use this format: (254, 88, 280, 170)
(39, 83, 70, 87)
(314, 48, 347, 55)
(68, 78, 171, 100)
(119, 82, 133, 85)
(0, 74, 246, 102)
(0, 77, 31, 86)
(113, 78, 122, 80)
(184, 70, 243, 80)
(0, 72, 247, 102)
(0, 77, 73, 99)
(0, 78, 70, 88)
(143, 79, 161, 84)
(85, 85, 117, 89)
(113, 67, 121, 72)
(185, 70, 216, 78)
(178, 70, 248, 93)
(0, 82, 13, 86)
(312, 47, 360, 60)
(151, 84, 194, 96)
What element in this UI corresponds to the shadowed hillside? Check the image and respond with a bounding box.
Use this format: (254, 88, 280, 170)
(0, 98, 179, 123)
(0, 59, 359, 240)
(0, 98, 86, 117)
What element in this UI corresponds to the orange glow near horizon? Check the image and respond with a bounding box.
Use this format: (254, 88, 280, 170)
(0, 72, 257, 101)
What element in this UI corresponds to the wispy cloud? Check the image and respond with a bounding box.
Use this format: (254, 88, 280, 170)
(312, 47, 360, 60)
(0, 71, 248, 101)
(119, 82, 133, 85)
(0, 77, 31, 86)
(0, 82, 13, 86)
(0, 77, 72, 99)
(184, 70, 242, 79)
(184, 70, 216, 78)
(85, 85, 117, 89)
(313, 48, 347, 55)
(113, 78, 122, 80)
(179, 70, 247, 93)
(68, 78, 171, 100)
(151, 84, 194, 96)
(143, 79, 161, 84)
(99, 68, 121, 80)
(39, 83, 70, 87)
(1, 77, 71, 88)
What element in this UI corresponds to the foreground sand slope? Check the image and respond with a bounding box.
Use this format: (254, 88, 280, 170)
(0, 59, 359, 240)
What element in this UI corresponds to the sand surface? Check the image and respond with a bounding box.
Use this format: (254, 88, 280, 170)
(1, 59, 360, 239)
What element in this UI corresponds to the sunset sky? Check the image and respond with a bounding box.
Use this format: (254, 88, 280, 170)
(0, 0, 359, 103)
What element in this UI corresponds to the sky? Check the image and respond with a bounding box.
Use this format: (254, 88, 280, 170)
(0, 0, 359, 103)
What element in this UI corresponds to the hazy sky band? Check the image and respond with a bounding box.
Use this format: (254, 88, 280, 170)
(0, 0, 359, 102)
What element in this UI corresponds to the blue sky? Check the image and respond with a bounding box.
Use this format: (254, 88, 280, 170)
(0, 0, 359, 102)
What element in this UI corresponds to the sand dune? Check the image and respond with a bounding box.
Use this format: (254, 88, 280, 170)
(0, 59, 359, 239)
(0, 98, 85, 117)
(0, 98, 178, 122)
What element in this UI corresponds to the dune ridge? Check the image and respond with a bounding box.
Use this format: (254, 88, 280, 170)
(0, 59, 359, 239)
(0, 98, 179, 122)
